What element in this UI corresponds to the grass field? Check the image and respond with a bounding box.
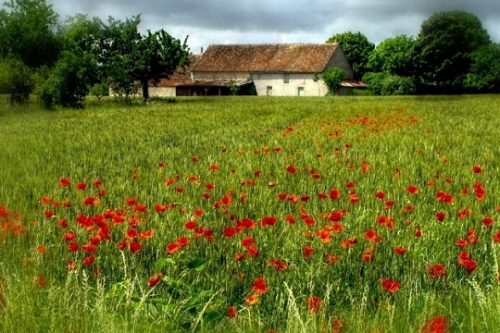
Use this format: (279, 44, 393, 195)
(1, 95, 500, 332)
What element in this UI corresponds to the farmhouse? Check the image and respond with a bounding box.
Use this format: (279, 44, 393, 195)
(148, 43, 365, 97)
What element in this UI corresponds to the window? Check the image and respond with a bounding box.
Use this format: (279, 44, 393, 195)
(266, 86, 272, 96)
(298, 87, 305, 96)
(284, 73, 290, 83)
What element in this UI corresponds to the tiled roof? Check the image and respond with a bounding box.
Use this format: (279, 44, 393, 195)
(191, 43, 339, 73)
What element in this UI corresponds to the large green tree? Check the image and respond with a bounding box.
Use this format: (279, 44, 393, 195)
(463, 44, 500, 93)
(413, 10, 491, 94)
(101, 15, 190, 102)
(0, 0, 61, 103)
(326, 31, 374, 81)
(367, 35, 415, 77)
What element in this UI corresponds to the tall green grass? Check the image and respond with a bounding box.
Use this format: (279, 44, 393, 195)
(1, 95, 500, 332)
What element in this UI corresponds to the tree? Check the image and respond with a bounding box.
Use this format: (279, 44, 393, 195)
(101, 16, 190, 102)
(413, 10, 491, 94)
(367, 35, 415, 77)
(322, 68, 345, 95)
(326, 32, 374, 81)
(38, 50, 95, 108)
(362, 72, 415, 96)
(463, 45, 500, 93)
(0, 0, 61, 103)
(0, 58, 34, 104)
(0, 0, 61, 69)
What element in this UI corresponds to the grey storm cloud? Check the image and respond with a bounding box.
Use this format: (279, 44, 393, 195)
(47, 0, 500, 51)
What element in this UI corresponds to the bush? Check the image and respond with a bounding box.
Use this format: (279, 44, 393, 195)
(39, 51, 92, 109)
(363, 72, 415, 95)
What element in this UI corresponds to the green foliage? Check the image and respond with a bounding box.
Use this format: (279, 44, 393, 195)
(368, 35, 415, 77)
(100, 16, 190, 102)
(38, 51, 94, 108)
(413, 10, 491, 93)
(89, 82, 110, 101)
(0, 58, 34, 104)
(322, 67, 345, 95)
(326, 31, 374, 81)
(464, 45, 500, 93)
(0, 0, 61, 69)
(363, 72, 415, 95)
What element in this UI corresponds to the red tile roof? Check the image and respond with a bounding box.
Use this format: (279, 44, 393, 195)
(191, 43, 339, 73)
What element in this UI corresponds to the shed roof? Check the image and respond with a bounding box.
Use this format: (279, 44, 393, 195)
(191, 43, 339, 73)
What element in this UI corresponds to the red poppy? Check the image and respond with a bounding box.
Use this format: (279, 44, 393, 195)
(329, 188, 341, 200)
(421, 316, 447, 333)
(362, 247, 375, 262)
(59, 178, 71, 187)
(394, 246, 407, 255)
(324, 253, 340, 264)
(473, 165, 482, 173)
(68, 242, 79, 252)
(166, 242, 180, 254)
(375, 191, 385, 200)
(341, 238, 358, 248)
(286, 165, 296, 174)
(235, 252, 245, 262)
(261, 216, 277, 227)
(381, 278, 400, 293)
(407, 185, 418, 194)
(76, 182, 87, 191)
(241, 237, 254, 248)
(82, 255, 95, 266)
(227, 306, 237, 318)
(493, 231, 500, 243)
(44, 210, 54, 219)
(148, 273, 162, 287)
(245, 246, 259, 258)
(267, 258, 288, 271)
(427, 264, 447, 278)
(364, 230, 382, 243)
(384, 200, 395, 210)
(307, 296, 322, 313)
(129, 242, 142, 253)
(457, 208, 472, 219)
(252, 277, 269, 294)
(328, 211, 343, 222)
(245, 294, 259, 305)
(81, 244, 97, 254)
(37, 245, 46, 254)
(125, 197, 137, 206)
(482, 217, 494, 227)
(436, 212, 445, 222)
(302, 246, 315, 259)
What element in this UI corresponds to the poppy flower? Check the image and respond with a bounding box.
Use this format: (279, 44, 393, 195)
(37, 245, 46, 254)
(252, 277, 269, 294)
(427, 264, 447, 278)
(436, 212, 445, 222)
(407, 185, 418, 194)
(223, 227, 237, 237)
(245, 246, 259, 258)
(76, 182, 87, 191)
(241, 237, 254, 248)
(261, 216, 277, 227)
(129, 242, 142, 253)
(381, 278, 400, 293)
(307, 296, 322, 313)
(324, 253, 340, 264)
(235, 253, 245, 262)
(245, 294, 259, 305)
(44, 210, 54, 219)
(267, 259, 288, 271)
(286, 165, 296, 174)
(394, 246, 407, 255)
(166, 242, 181, 254)
(81, 244, 97, 254)
(364, 230, 382, 243)
(421, 316, 447, 333)
(285, 214, 296, 225)
(191, 156, 199, 162)
(341, 238, 358, 249)
(125, 197, 137, 206)
(482, 217, 494, 227)
(59, 178, 71, 187)
(227, 306, 237, 318)
(148, 273, 162, 287)
(473, 165, 482, 173)
(375, 191, 385, 200)
(82, 255, 95, 266)
(329, 188, 341, 200)
(302, 246, 315, 259)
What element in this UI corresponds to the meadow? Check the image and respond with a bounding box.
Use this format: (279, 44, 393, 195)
(1, 94, 500, 333)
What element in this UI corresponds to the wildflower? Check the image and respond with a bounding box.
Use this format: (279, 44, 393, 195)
(261, 216, 277, 227)
(59, 178, 71, 187)
(82, 255, 95, 266)
(245, 294, 260, 305)
(436, 212, 445, 222)
(427, 264, 447, 278)
(252, 277, 269, 294)
(472, 165, 482, 173)
(421, 316, 447, 333)
(307, 296, 322, 313)
(286, 165, 296, 174)
(381, 278, 400, 293)
(302, 246, 315, 259)
(76, 182, 87, 191)
(129, 242, 142, 253)
(227, 306, 237, 318)
(394, 246, 407, 255)
(482, 216, 494, 227)
(148, 273, 162, 287)
(407, 185, 418, 194)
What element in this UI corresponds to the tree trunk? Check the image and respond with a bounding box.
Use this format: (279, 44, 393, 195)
(141, 80, 149, 103)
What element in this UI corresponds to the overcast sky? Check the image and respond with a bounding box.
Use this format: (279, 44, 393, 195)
(47, 0, 500, 53)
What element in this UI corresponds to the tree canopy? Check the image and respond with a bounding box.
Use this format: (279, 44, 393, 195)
(326, 31, 374, 81)
(413, 10, 491, 93)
